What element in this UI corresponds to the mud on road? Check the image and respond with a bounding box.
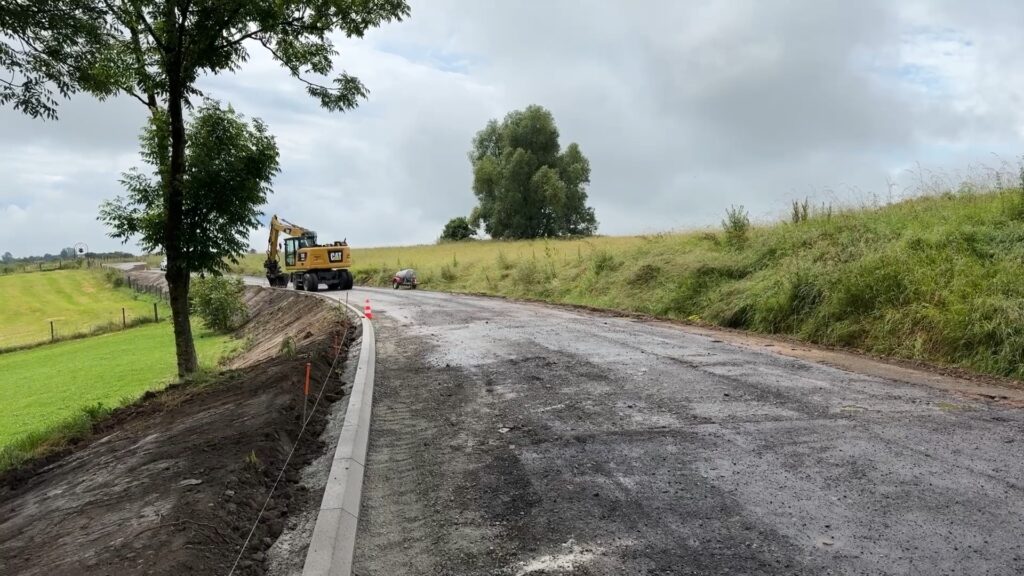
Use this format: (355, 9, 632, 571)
(347, 287, 1024, 576)
(0, 286, 355, 576)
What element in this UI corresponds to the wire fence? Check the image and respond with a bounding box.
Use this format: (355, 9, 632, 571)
(0, 303, 168, 353)
(125, 273, 171, 301)
(0, 266, 173, 353)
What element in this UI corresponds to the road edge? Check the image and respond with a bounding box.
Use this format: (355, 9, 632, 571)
(300, 296, 375, 576)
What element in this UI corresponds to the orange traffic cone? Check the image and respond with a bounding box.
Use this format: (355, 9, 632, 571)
(364, 298, 373, 320)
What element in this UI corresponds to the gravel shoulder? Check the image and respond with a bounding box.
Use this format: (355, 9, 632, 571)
(345, 287, 1024, 576)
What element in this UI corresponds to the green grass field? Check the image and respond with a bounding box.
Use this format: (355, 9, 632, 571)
(0, 269, 170, 349)
(239, 189, 1024, 380)
(0, 322, 238, 466)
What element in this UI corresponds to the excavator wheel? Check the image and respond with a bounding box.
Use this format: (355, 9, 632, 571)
(304, 272, 319, 292)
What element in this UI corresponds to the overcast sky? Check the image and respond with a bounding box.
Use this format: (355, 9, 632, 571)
(3, 0, 1024, 257)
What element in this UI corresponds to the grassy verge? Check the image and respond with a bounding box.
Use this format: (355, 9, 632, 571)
(0, 322, 239, 471)
(246, 189, 1024, 381)
(0, 269, 170, 350)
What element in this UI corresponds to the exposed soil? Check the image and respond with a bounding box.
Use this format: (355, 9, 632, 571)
(126, 268, 171, 300)
(0, 285, 353, 576)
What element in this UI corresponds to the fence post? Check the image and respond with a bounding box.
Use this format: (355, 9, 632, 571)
(154, 302, 159, 322)
(122, 307, 126, 329)
(50, 321, 55, 342)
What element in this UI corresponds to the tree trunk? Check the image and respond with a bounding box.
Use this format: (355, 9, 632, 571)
(165, 264, 196, 376)
(163, 8, 198, 377)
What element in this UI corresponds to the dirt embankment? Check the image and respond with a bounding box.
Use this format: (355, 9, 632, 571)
(126, 268, 171, 300)
(0, 285, 353, 576)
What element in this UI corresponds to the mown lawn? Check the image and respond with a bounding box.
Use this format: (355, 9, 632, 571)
(0, 269, 169, 349)
(0, 322, 238, 457)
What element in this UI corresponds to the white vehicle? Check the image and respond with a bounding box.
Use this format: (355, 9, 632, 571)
(159, 258, 167, 271)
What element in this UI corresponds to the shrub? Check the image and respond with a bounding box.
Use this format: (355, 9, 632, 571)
(279, 336, 296, 358)
(629, 263, 661, 287)
(495, 250, 513, 271)
(513, 259, 543, 290)
(590, 250, 620, 275)
(190, 275, 248, 332)
(440, 264, 458, 282)
(103, 268, 126, 288)
(440, 216, 476, 242)
(722, 205, 751, 247)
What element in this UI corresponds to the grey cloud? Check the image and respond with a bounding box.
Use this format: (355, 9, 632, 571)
(3, 0, 1024, 256)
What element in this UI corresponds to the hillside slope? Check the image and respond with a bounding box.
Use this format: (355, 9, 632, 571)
(329, 190, 1021, 380)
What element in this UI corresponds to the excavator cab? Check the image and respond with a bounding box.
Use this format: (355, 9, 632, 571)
(283, 232, 318, 266)
(284, 238, 298, 266)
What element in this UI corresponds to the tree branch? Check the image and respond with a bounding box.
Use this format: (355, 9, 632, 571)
(123, 0, 167, 53)
(123, 87, 152, 107)
(177, 0, 192, 38)
(257, 37, 332, 91)
(0, 77, 28, 89)
(217, 26, 264, 51)
(216, 14, 309, 52)
(101, 0, 166, 54)
(115, 9, 161, 110)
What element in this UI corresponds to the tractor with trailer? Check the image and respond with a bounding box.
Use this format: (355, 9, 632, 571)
(264, 215, 354, 291)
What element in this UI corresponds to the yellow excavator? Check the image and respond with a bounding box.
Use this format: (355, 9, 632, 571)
(264, 215, 353, 291)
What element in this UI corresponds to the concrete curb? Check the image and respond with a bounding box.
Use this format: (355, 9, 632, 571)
(301, 296, 376, 576)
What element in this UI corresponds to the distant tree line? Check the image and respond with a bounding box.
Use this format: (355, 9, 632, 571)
(1, 249, 135, 264)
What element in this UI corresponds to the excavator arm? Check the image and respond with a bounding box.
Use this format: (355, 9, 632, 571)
(266, 215, 314, 264)
(264, 215, 316, 286)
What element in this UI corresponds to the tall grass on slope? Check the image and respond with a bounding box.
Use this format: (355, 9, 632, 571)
(337, 190, 1024, 380)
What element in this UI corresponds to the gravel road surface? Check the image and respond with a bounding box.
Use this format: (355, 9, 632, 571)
(311, 287, 1024, 576)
